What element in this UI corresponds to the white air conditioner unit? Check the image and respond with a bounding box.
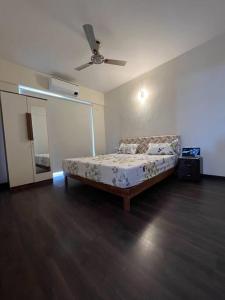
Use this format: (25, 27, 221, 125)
(49, 78, 79, 97)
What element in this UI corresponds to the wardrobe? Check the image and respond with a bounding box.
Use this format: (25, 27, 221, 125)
(0, 91, 52, 188)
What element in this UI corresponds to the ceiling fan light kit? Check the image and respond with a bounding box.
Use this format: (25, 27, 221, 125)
(75, 24, 127, 71)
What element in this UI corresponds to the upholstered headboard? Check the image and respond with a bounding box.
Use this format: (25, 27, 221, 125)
(119, 135, 181, 155)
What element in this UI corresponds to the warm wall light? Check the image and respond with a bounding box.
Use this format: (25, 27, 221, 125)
(138, 88, 148, 102)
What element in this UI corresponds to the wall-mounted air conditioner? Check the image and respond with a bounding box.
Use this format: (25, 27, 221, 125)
(49, 78, 79, 97)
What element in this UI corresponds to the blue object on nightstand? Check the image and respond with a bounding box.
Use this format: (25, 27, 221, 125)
(182, 147, 200, 157)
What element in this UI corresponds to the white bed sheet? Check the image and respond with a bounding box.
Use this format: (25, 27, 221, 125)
(63, 153, 177, 188)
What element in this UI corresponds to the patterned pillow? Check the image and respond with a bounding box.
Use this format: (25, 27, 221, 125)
(118, 143, 139, 154)
(120, 136, 181, 154)
(146, 141, 177, 155)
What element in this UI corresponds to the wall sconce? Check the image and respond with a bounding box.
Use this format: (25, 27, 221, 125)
(138, 88, 148, 102)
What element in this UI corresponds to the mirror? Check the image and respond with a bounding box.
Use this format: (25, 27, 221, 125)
(31, 106, 51, 174)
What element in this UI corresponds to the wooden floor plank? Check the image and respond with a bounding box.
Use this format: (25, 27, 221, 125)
(0, 176, 225, 299)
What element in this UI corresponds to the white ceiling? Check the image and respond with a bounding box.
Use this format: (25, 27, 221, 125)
(1, 0, 225, 92)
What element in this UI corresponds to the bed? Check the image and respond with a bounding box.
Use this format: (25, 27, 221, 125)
(63, 135, 181, 211)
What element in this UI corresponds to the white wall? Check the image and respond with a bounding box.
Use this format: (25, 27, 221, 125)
(0, 58, 105, 183)
(105, 33, 225, 176)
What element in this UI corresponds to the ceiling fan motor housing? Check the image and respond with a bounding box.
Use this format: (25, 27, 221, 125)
(91, 54, 104, 64)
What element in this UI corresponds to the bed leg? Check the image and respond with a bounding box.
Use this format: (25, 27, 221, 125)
(123, 196, 131, 212)
(64, 175, 68, 188)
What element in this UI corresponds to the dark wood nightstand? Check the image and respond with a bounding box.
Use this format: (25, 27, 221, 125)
(177, 157, 203, 181)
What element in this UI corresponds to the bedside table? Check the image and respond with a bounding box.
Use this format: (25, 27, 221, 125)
(177, 157, 203, 181)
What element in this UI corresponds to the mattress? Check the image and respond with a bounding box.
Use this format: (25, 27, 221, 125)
(63, 154, 178, 188)
(35, 154, 50, 168)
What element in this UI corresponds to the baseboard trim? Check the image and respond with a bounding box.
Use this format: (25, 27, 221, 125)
(11, 179, 53, 191)
(203, 174, 225, 180)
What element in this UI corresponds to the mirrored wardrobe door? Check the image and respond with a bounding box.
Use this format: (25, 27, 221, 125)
(27, 97, 52, 182)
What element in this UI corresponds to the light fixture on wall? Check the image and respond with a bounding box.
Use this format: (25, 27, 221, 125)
(138, 88, 148, 102)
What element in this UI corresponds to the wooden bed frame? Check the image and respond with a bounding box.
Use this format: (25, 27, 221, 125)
(64, 168, 175, 212)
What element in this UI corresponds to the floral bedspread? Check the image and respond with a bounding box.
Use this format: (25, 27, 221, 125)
(63, 154, 178, 188)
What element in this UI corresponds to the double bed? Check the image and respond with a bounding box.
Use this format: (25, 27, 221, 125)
(63, 135, 181, 211)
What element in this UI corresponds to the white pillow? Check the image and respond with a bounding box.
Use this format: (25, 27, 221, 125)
(118, 143, 139, 154)
(146, 142, 176, 155)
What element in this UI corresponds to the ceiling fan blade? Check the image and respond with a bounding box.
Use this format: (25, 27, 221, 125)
(75, 62, 93, 71)
(83, 24, 98, 54)
(96, 40, 100, 52)
(104, 59, 127, 66)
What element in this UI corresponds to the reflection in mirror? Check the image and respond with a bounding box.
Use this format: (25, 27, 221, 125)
(31, 106, 51, 174)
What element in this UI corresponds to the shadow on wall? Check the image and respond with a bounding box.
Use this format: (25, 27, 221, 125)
(35, 74, 49, 90)
(51, 72, 77, 84)
(172, 31, 225, 77)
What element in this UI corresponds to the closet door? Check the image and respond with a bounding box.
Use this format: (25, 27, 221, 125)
(1, 92, 34, 187)
(47, 97, 93, 172)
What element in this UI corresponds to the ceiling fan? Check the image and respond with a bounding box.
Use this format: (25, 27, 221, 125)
(75, 24, 127, 71)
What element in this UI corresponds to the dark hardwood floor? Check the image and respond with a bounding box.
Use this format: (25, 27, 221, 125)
(0, 175, 225, 300)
